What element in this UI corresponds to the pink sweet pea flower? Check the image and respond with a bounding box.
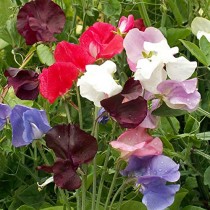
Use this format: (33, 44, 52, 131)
(79, 22, 124, 59)
(157, 78, 201, 112)
(118, 15, 135, 33)
(123, 27, 165, 71)
(110, 126, 163, 159)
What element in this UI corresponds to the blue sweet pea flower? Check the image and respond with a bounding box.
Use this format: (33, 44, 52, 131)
(0, 103, 11, 130)
(121, 155, 180, 210)
(97, 107, 109, 124)
(10, 105, 51, 147)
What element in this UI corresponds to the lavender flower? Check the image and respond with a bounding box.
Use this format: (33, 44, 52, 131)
(10, 105, 51, 147)
(0, 104, 11, 130)
(122, 155, 180, 210)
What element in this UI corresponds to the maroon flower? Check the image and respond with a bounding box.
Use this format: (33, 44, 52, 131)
(100, 78, 147, 128)
(38, 124, 97, 190)
(5, 68, 39, 100)
(17, 0, 66, 45)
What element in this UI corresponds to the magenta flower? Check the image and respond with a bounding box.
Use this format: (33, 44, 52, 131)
(100, 78, 147, 128)
(17, 0, 66, 45)
(157, 78, 201, 112)
(122, 155, 180, 210)
(10, 105, 51, 147)
(5, 68, 39, 100)
(118, 15, 135, 33)
(0, 104, 11, 130)
(38, 124, 97, 190)
(110, 126, 163, 159)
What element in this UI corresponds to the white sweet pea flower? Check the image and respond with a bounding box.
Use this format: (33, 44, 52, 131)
(134, 56, 167, 94)
(77, 60, 122, 107)
(166, 56, 197, 81)
(191, 17, 210, 41)
(143, 40, 178, 63)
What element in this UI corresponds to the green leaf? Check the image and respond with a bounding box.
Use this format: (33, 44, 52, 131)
(167, 28, 191, 46)
(17, 205, 36, 210)
(182, 206, 206, 210)
(180, 39, 208, 66)
(0, 18, 24, 47)
(204, 166, 210, 188)
(169, 188, 188, 210)
(103, 0, 122, 18)
(16, 184, 45, 209)
(114, 201, 147, 210)
(36, 44, 55, 66)
(0, 38, 9, 50)
(4, 88, 33, 108)
(199, 36, 210, 66)
(0, 0, 15, 26)
(0, 152, 8, 178)
(41, 207, 66, 210)
(159, 117, 180, 135)
(152, 102, 187, 117)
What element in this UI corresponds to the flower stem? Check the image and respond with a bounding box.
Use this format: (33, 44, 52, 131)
(135, 0, 151, 26)
(82, 165, 87, 210)
(104, 168, 119, 210)
(64, 102, 72, 124)
(76, 85, 83, 129)
(76, 189, 81, 210)
(197, 107, 210, 119)
(91, 107, 99, 210)
(95, 146, 111, 210)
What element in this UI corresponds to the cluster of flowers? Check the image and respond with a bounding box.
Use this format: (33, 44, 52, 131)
(0, 0, 202, 209)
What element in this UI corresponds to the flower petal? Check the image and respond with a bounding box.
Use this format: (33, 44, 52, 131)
(0, 104, 11, 130)
(39, 62, 79, 103)
(45, 124, 97, 166)
(54, 41, 95, 71)
(17, 0, 66, 45)
(191, 17, 210, 38)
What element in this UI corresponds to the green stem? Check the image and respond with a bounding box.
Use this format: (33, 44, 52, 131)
(197, 107, 210, 119)
(104, 168, 119, 210)
(36, 141, 49, 165)
(59, 188, 71, 210)
(91, 107, 99, 210)
(76, 86, 83, 129)
(76, 189, 81, 210)
(82, 165, 87, 210)
(64, 102, 72, 123)
(109, 181, 127, 210)
(117, 186, 125, 210)
(135, 0, 151, 26)
(95, 147, 111, 210)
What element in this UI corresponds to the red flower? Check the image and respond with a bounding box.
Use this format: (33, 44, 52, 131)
(79, 22, 124, 59)
(54, 41, 95, 72)
(17, 0, 66, 45)
(39, 62, 79, 103)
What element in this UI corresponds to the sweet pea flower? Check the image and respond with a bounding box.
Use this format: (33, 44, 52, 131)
(10, 105, 51, 147)
(79, 22, 124, 59)
(157, 78, 201, 112)
(101, 78, 147, 128)
(17, 0, 66, 45)
(97, 107, 109, 124)
(191, 17, 210, 42)
(118, 15, 135, 33)
(77, 60, 122, 107)
(124, 27, 197, 93)
(110, 126, 162, 159)
(38, 124, 97, 190)
(0, 104, 11, 130)
(5, 68, 39, 100)
(121, 155, 180, 210)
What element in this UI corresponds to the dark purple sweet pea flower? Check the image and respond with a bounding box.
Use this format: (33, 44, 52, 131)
(121, 155, 180, 210)
(100, 78, 147, 128)
(157, 78, 201, 112)
(38, 124, 97, 190)
(17, 0, 66, 45)
(10, 105, 51, 147)
(5, 68, 39, 100)
(0, 104, 11, 130)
